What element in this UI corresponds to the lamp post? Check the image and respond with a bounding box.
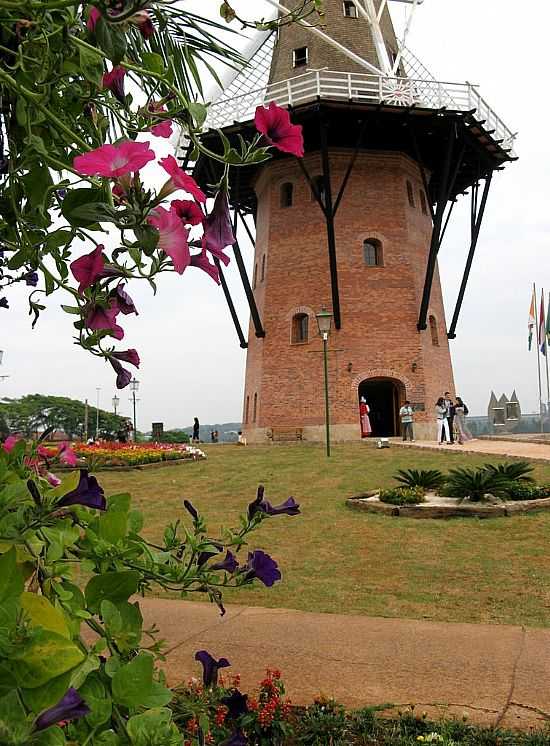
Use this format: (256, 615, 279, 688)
(316, 307, 333, 457)
(112, 395, 120, 415)
(95, 387, 101, 440)
(130, 378, 139, 441)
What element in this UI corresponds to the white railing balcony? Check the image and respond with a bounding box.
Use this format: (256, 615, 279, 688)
(205, 69, 517, 157)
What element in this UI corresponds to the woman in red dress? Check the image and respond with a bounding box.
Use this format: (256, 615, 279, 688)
(359, 397, 372, 438)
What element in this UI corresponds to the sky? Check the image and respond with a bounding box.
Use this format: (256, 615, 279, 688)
(1, 0, 549, 428)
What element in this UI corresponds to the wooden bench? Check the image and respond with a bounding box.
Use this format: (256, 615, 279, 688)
(267, 427, 304, 442)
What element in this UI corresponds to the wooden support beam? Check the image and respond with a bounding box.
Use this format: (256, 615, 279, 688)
(214, 257, 248, 349)
(232, 209, 265, 338)
(320, 116, 342, 330)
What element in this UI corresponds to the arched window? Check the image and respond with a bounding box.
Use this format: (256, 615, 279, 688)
(245, 395, 250, 424)
(253, 393, 258, 422)
(406, 180, 415, 208)
(429, 315, 439, 346)
(363, 239, 382, 267)
(419, 189, 428, 215)
(252, 263, 258, 290)
(280, 182, 293, 208)
(291, 313, 309, 344)
(261, 254, 266, 282)
(310, 175, 325, 204)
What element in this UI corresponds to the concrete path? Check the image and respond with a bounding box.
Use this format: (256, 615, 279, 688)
(395, 438, 550, 462)
(139, 598, 550, 732)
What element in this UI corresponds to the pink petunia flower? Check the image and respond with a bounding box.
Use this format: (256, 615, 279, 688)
(47, 472, 61, 487)
(112, 349, 140, 367)
(3, 435, 18, 452)
(85, 302, 124, 340)
(254, 101, 304, 157)
(59, 443, 78, 467)
(190, 250, 220, 285)
(130, 10, 155, 39)
(70, 244, 105, 295)
(204, 190, 235, 257)
(147, 205, 190, 274)
(151, 120, 173, 138)
(201, 234, 229, 267)
(74, 141, 155, 179)
(102, 66, 126, 104)
(172, 199, 204, 226)
(159, 156, 206, 203)
(109, 357, 132, 389)
(87, 5, 101, 32)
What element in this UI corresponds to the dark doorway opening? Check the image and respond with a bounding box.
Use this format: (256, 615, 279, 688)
(358, 378, 403, 437)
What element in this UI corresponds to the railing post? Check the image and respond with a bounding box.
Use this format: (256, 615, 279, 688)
(378, 75, 383, 102)
(316, 70, 321, 97)
(286, 79, 293, 106)
(348, 72, 352, 99)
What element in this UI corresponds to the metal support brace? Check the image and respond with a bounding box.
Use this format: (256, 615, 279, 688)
(447, 172, 493, 338)
(417, 122, 456, 331)
(232, 209, 265, 338)
(320, 117, 342, 330)
(236, 208, 256, 249)
(214, 257, 248, 349)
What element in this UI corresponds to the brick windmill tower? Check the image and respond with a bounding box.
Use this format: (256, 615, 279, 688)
(192, 0, 516, 442)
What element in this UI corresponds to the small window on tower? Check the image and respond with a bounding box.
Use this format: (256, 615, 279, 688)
(420, 189, 429, 215)
(291, 313, 309, 344)
(429, 315, 439, 346)
(293, 47, 308, 68)
(310, 175, 325, 204)
(406, 180, 415, 208)
(343, 1, 357, 17)
(245, 395, 250, 424)
(363, 239, 382, 267)
(252, 263, 258, 290)
(261, 254, 266, 282)
(280, 182, 293, 208)
(253, 393, 258, 422)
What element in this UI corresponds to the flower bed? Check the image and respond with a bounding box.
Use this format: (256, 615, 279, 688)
(73, 441, 206, 467)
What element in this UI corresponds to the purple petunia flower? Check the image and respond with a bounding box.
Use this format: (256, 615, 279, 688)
(35, 688, 90, 731)
(221, 690, 249, 719)
(0, 297, 8, 309)
(85, 301, 124, 340)
(109, 283, 138, 316)
(194, 650, 230, 687)
(221, 730, 248, 746)
(244, 550, 281, 587)
(247, 485, 265, 520)
(109, 356, 132, 389)
(198, 542, 223, 567)
(259, 497, 301, 517)
(210, 551, 239, 573)
(57, 470, 106, 510)
(25, 271, 39, 287)
(111, 349, 140, 368)
(183, 499, 198, 521)
(204, 190, 235, 262)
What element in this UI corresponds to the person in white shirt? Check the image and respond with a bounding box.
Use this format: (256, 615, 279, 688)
(237, 431, 247, 446)
(435, 397, 450, 444)
(399, 400, 414, 441)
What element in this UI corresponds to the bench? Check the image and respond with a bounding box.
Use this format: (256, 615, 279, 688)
(267, 427, 304, 442)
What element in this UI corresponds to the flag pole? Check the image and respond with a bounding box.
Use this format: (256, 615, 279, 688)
(543, 288, 550, 425)
(535, 283, 544, 433)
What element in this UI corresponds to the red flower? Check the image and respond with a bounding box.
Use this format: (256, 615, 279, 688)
(172, 199, 204, 226)
(254, 101, 304, 157)
(147, 205, 190, 274)
(190, 249, 220, 285)
(87, 6, 101, 32)
(130, 10, 155, 39)
(85, 301, 124, 340)
(102, 66, 126, 104)
(70, 244, 105, 295)
(74, 141, 155, 179)
(159, 155, 206, 202)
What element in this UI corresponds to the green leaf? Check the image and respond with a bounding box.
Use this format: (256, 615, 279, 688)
(79, 673, 112, 728)
(45, 230, 72, 251)
(21, 670, 71, 713)
(85, 571, 140, 613)
(21, 593, 70, 639)
(100, 599, 123, 635)
(0, 690, 33, 745)
(61, 188, 108, 228)
(69, 203, 117, 225)
(32, 726, 67, 745)
(95, 17, 127, 65)
(11, 630, 84, 688)
(0, 547, 23, 605)
(69, 653, 100, 690)
(142, 52, 165, 75)
(111, 653, 171, 709)
(22, 165, 53, 213)
(188, 102, 207, 128)
(126, 708, 180, 746)
(48, 470, 81, 500)
(79, 44, 103, 85)
(0, 662, 17, 698)
(94, 731, 121, 745)
(98, 511, 128, 544)
(41, 521, 80, 562)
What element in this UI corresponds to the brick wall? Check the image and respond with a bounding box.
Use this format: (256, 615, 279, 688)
(242, 150, 456, 442)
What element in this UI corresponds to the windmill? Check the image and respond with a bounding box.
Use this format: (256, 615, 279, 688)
(188, 0, 516, 442)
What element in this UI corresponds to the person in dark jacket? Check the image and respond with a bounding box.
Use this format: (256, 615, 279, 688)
(192, 417, 200, 443)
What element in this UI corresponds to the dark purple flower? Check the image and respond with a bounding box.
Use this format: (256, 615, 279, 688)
(57, 470, 106, 511)
(247, 484, 265, 520)
(198, 541, 223, 567)
(25, 271, 39, 287)
(109, 356, 132, 389)
(57, 189, 67, 200)
(204, 190, 235, 261)
(183, 499, 198, 521)
(259, 497, 301, 516)
(210, 551, 239, 573)
(194, 650, 230, 687)
(85, 301, 124, 340)
(35, 688, 90, 731)
(221, 730, 248, 746)
(244, 550, 281, 587)
(111, 348, 140, 368)
(0, 297, 8, 309)
(109, 283, 138, 315)
(221, 690, 249, 719)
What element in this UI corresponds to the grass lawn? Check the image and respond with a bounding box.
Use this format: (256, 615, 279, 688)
(99, 443, 550, 628)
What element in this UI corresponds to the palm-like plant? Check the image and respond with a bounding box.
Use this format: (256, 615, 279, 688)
(484, 461, 534, 483)
(394, 469, 446, 491)
(446, 467, 511, 502)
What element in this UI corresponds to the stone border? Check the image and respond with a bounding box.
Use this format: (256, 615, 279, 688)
(346, 495, 550, 519)
(57, 457, 202, 473)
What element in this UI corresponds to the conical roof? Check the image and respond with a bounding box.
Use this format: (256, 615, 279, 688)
(269, 0, 400, 83)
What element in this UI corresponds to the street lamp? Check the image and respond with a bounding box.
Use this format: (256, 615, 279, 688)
(130, 378, 139, 441)
(112, 395, 120, 415)
(316, 307, 333, 457)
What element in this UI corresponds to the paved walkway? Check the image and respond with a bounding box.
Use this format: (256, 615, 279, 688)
(138, 599, 550, 732)
(395, 438, 550, 462)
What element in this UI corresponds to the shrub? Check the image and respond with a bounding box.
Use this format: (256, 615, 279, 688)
(503, 482, 550, 500)
(484, 461, 535, 483)
(378, 486, 425, 505)
(394, 468, 446, 491)
(445, 467, 510, 502)
(295, 697, 347, 745)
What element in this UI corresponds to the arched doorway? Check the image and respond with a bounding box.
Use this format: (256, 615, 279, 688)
(358, 378, 404, 437)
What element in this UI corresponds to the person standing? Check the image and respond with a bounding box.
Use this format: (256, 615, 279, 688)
(454, 396, 473, 444)
(359, 397, 372, 438)
(192, 417, 200, 444)
(399, 400, 414, 442)
(443, 391, 455, 444)
(436, 397, 450, 444)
